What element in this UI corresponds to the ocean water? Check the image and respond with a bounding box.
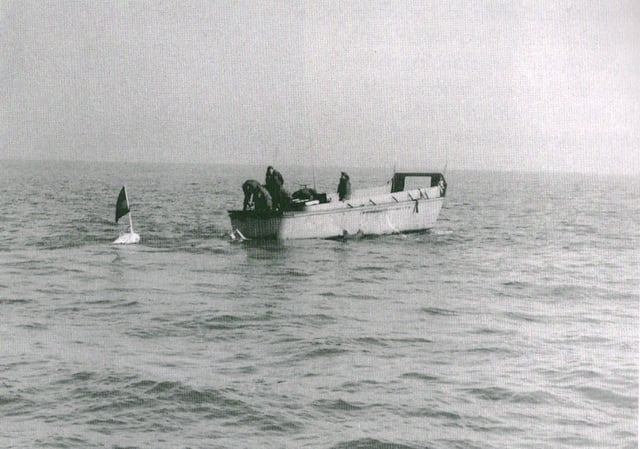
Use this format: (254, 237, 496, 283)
(1, 160, 638, 449)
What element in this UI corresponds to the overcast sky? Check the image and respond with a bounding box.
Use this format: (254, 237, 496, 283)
(1, 1, 639, 173)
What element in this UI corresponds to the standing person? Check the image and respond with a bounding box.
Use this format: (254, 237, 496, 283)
(265, 166, 274, 185)
(265, 166, 284, 211)
(337, 171, 351, 201)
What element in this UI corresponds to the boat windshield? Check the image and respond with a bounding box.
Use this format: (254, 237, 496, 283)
(391, 172, 446, 194)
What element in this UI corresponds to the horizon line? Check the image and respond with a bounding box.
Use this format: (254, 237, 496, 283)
(2, 158, 639, 177)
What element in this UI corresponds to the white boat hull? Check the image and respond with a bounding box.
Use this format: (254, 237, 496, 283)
(229, 194, 444, 240)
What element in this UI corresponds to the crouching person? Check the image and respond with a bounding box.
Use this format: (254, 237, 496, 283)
(242, 180, 262, 210)
(242, 180, 272, 212)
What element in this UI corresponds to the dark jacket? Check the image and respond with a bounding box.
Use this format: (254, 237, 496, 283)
(242, 179, 272, 211)
(337, 173, 351, 201)
(266, 168, 285, 210)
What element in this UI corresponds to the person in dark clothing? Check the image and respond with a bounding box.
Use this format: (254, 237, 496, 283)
(242, 179, 262, 210)
(337, 171, 351, 201)
(243, 179, 272, 212)
(265, 166, 284, 211)
(253, 185, 272, 212)
(265, 166, 274, 183)
(278, 188, 291, 211)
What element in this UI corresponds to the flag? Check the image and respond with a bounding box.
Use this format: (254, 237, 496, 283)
(115, 187, 129, 223)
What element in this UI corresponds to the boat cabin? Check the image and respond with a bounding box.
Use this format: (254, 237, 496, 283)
(391, 172, 447, 196)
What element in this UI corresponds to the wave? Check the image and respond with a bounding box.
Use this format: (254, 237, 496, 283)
(331, 438, 421, 449)
(55, 372, 261, 425)
(353, 337, 388, 347)
(575, 386, 637, 409)
(0, 298, 31, 305)
(301, 346, 350, 359)
(400, 372, 440, 382)
(316, 290, 381, 300)
(463, 386, 557, 405)
(503, 311, 543, 323)
(140, 312, 278, 336)
(403, 408, 461, 420)
(312, 398, 365, 412)
(0, 392, 36, 414)
(420, 306, 457, 316)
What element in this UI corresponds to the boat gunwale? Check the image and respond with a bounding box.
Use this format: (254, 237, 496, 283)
(228, 195, 443, 220)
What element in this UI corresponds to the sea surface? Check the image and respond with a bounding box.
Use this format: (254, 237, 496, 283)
(1, 160, 638, 449)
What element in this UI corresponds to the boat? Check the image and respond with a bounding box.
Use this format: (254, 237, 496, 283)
(228, 171, 447, 240)
(113, 186, 140, 244)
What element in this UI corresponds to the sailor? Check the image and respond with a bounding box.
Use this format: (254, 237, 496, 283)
(265, 166, 284, 211)
(242, 179, 262, 210)
(253, 184, 273, 212)
(279, 188, 292, 211)
(438, 175, 447, 197)
(337, 171, 351, 201)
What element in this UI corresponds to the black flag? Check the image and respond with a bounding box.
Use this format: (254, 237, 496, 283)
(115, 187, 129, 223)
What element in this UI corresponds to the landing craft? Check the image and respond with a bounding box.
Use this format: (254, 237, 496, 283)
(113, 186, 140, 244)
(228, 171, 447, 240)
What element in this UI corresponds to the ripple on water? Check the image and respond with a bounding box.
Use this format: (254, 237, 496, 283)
(420, 306, 458, 316)
(59, 372, 274, 432)
(574, 386, 637, 410)
(463, 386, 557, 405)
(312, 398, 365, 412)
(330, 438, 420, 449)
(400, 372, 440, 382)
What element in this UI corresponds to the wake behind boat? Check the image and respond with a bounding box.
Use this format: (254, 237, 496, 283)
(113, 186, 140, 244)
(228, 170, 447, 240)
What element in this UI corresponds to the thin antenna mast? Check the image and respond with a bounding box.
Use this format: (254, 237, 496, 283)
(304, 88, 316, 190)
(303, 12, 316, 191)
(311, 154, 317, 191)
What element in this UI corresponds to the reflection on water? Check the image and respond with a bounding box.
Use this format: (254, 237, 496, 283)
(242, 239, 290, 260)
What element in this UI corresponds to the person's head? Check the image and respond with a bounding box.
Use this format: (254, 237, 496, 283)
(266, 166, 274, 175)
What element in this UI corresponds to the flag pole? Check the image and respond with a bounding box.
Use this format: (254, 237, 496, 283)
(124, 185, 134, 233)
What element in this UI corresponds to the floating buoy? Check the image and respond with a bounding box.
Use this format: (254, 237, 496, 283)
(113, 186, 140, 245)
